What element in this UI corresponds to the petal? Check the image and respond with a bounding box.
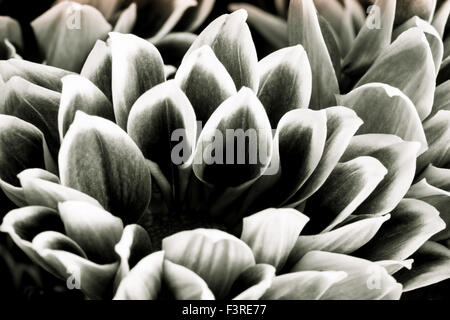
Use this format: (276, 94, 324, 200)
(0, 58, 72, 92)
(128, 80, 196, 197)
(393, 17, 444, 72)
(0, 115, 46, 186)
(342, 136, 421, 215)
(192, 87, 272, 188)
(417, 165, 450, 191)
(0, 16, 23, 49)
(287, 107, 363, 206)
(18, 173, 102, 209)
(162, 229, 255, 299)
(114, 224, 153, 286)
(1, 76, 61, 157)
(395, 241, 450, 291)
(338, 83, 428, 154)
(230, 264, 276, 300)
(292, 251, 402, 300)
(394, 0, 437, 26)
(32, 231, 118, 299)
(376, 259, 413, 275)
(59, 75, 115, 139)
(261, 270, 347, 300)
(80, 40, 112, 101)
(146, 0, 197, 43)
(355, 199, 445, 261)
(304, 156, 387, 233)
(228, 3, 288, 49)
(113, 3, 136, 34)
(154, 32, 197, 67)
(287, 214, 390, 265)
(58, 112, 152, 224)
(355, 28, 435, 121)
(31, 1, 112, 72)
(174, 45, 236, 124)
(417, 111, 450, 172)
(406, 179, 450, 241)
(0, 169, 60, 208)
(343, 0, 396, 77)
(240, 208, 309, 271)
(249, 108, 327, 208)
(109, 32, 165, 129)
(432, 0, 450, 37)
(287, 0, 339, 109)
(163, 260, 215, 300)
(429, 80, 450, 120)
(257, 45, 312, 127)
(58, 201, 124, 264)
(175, 0, 216, 32)
(133, 0, 195, 39)
(184, 9, 259, 91)
(114, 251, 164, 300)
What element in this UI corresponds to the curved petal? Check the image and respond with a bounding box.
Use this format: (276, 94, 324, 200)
(18, 173, 102, 210)
(342, 136, 421, 215)
(0, 115, 46, 186)
(262, 270, 347, 300)
(80, 40, 112, 101)
(338, 83, 428, 154)
(59, 75, 114, 139)
(1, 77, 61, 157)
(304, 157, 387, 233)
(417, 165, 450, 191)
(230, 264, 275, 300)
(292, 251, 402, 300)
(192, 87, 272, 188)
(240, 208, 309, 271)
(113, 251, 164, 300)
(376, 259, 413, 275)
(287, 107, 363, 206)
(58, 201, 123, 264)
(114, 224, 153, 287)
(113, 3, 136, 34)
(184, 9, 259, 91)
(162, 229, 255, 299)
(0, 59, 72, 92)
(395, 241, 450, 291)
(432, 0, 450, 37)
(109, 32, 165, 129)
(417, 111, 450, 172)
(175, 0, 216, 32)
(174, 45, 236, 124)
(228, 3, 288, 49)
(0, 16, 23, 49)
(31, 231, 118, 300)
(128, 80, 196, 198)
(393, 17, 444, 72)
(343, 0, 396, 77)
(394, 0, 437, 26)
(59, 112, 152, 224)
(355, 28, 435, 121)
(257, 45, 312, 127)
(429, 80, 450, 120)
(31, 1, 112, 72)
(287, 0, 339, 109)
(355, 199, 445, 261)
(288, 214, 390, 265)
(163, 260, 215, 300)
(407, 179, 450, 241)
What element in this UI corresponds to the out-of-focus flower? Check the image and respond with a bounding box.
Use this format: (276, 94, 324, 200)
(0, 0, 215, 72)
(0, 2, 449, 300)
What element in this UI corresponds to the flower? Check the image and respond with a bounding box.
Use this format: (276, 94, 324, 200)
(0, 1, 449, 300)
(0, 0, 215, 72)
